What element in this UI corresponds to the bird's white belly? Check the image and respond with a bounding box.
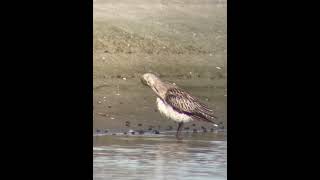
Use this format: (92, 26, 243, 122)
(156, 98, 192, 123)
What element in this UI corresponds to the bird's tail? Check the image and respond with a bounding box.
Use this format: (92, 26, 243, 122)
(192, 107, 223, 128)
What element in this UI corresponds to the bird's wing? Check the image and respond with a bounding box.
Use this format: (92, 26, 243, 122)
(165, 88, 217, 123)
(165, 88, 198, 114)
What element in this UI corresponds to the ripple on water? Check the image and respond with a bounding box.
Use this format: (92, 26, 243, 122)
(93, 135, 227, 180)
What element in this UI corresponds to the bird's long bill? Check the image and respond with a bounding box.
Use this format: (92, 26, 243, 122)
(140, 77, 148, 86)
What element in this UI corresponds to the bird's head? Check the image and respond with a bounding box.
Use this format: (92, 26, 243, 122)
(141, 73, 159, 87)
(141, 73, 168, 99)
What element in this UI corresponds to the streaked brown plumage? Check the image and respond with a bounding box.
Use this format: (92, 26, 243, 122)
(165, 88, 217, 124)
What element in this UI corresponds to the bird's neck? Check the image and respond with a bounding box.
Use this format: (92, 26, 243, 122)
(151, 79, 170, 100)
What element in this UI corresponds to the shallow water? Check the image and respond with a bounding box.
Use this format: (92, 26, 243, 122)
(93, 132, 227, 180)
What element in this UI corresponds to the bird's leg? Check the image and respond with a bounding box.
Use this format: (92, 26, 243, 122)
(176, 122, 184, 140)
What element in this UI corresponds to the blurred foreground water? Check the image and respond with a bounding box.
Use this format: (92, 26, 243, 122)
(93, 132, 227, 180)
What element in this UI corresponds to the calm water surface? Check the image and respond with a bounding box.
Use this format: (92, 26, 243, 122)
(93, 132, 227, 180)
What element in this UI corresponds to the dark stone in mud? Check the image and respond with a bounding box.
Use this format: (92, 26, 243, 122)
(153, 130, 160, 134)
(108, 106, 112, 108)
(148, 126, 153, 131)
(120, 102, 123, 104)
(128, 130, 135, 135)
(123, 132, 128, 135)
(138, 123, 142, 127)
(138, 130, 144, 135)
(112, 133, 116, 135)
(116, 75, 121, 78)
(125, 121, 130, 127)
(193, 129, 198, 133)
(96, 129, 101, 133)
(201, 126, 207, 133)
(104, 50, 109, 53)
(192, 124, 196, 127)
(184, 127, 190, 130)
(154, 109, 158, 112)
(210, 128, 214, 132)
(104, 130, 108, 133)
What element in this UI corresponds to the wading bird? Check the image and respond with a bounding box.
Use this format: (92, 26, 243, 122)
(141, 73, 218, 139)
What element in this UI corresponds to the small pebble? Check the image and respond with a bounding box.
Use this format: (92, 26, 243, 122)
(125, 121, 130, 127)
(98, 101, 102, 104)
(216, 66, 221, 69)
(108, 106, 112, 108)
(97, 113, 105, 116)
(120, 102, 123, 104)
(153, 130, 160, 134)
(96, 129, 101, 133)
(201, 126, 207, 133)
(128, 129, 134, 133)
(192, 124, 196, 127)
(138, 123, 142, 127)
(104, 130, 108, 133)
(193, 129, 198, 133)
(138, 130, 144, 135)
(122, 77, 126, 80)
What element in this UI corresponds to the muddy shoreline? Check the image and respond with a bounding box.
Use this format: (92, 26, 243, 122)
(93, 0, 227, 133)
